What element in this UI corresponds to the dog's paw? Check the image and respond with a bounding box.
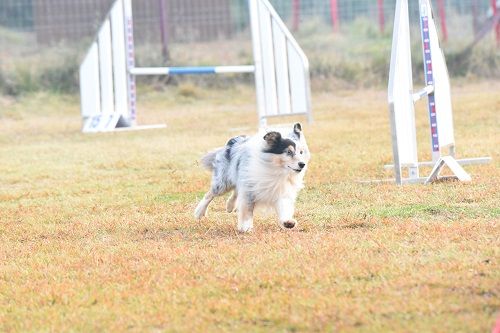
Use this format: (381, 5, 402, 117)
(237, 225, 253, 233)
(194, 206, 207, 220)
(281, 219, 297, 229)
(237, 220, 253, 233)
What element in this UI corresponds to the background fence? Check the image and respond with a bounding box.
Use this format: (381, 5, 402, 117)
(0, 0, 498, 95)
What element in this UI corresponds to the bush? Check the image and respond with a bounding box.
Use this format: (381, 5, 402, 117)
(1, 44, 81, 96)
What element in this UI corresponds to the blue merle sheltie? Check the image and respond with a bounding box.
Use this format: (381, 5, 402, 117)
(194, 123, 311, 232)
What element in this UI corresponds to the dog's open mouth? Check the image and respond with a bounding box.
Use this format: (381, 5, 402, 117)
(288, 166, 302, 173)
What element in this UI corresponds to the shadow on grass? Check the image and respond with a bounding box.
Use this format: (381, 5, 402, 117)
(136, 216, 317, 241)
(338, 221, 374, 230)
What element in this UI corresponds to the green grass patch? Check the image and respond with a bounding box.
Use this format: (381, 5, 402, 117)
(370, 203, 499, 219)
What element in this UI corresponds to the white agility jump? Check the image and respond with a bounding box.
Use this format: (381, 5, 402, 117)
(386, 0, 490, 185)
(79, 0, 312, 133)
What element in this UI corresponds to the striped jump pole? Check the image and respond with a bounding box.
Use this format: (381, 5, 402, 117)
(130, 66, 255, 76)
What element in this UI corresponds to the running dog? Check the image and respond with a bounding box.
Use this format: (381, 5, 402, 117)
(194, 123, 310, 232)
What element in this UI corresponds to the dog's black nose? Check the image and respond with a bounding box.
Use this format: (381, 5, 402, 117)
(298, 162, 306, 169)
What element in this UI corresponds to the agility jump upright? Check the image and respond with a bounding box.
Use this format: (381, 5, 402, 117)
(386, 0, 490, 184)
(79, 0, 312, 133)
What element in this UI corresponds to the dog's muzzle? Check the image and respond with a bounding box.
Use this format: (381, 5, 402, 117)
(289, 162, 306, 173)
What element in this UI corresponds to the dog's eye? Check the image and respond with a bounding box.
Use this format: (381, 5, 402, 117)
(300, 150, 304, 155)
(287, 149, 293, 156)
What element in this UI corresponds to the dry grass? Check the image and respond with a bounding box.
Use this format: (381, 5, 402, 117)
(0, 81, 499, 332)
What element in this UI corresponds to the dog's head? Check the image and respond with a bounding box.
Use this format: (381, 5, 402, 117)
(263, 123, 311, 174)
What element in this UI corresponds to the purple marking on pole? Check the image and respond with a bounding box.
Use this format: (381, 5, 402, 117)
(420, 15, 439, 153)
(125, 15, 137, 122)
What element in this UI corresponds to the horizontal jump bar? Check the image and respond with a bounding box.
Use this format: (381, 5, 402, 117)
(412, 85, 434, 102)
(383, 157, 492, 169)
(130, 66, 255, 76)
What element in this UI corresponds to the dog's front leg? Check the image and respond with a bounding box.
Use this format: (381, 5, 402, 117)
(237, 197, 254, 233)
(276, 197, 297, 229)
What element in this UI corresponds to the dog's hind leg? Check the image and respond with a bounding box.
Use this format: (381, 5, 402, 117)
(226, 191, 237, 213)
(194, 191, 216, 220)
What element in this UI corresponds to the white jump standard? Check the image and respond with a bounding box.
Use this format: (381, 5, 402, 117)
(79, 0, 312, 133)
(386, 0, 490, 185)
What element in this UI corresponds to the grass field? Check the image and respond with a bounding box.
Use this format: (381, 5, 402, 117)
(0, 80, 499, 332)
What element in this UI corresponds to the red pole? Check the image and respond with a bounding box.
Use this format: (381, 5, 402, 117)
(292, 0, 300, 32)
(377, 0, 384, 34)
(330, 0, 339, 33)
(437, 0, 448, 42)
(492, 0, 500, 45)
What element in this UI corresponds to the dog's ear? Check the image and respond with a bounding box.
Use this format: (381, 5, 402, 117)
(293, 123, 302, 138)
(263, 131, 282, 145)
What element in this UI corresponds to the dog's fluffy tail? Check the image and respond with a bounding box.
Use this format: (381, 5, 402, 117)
(200, 148, 223, 171)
